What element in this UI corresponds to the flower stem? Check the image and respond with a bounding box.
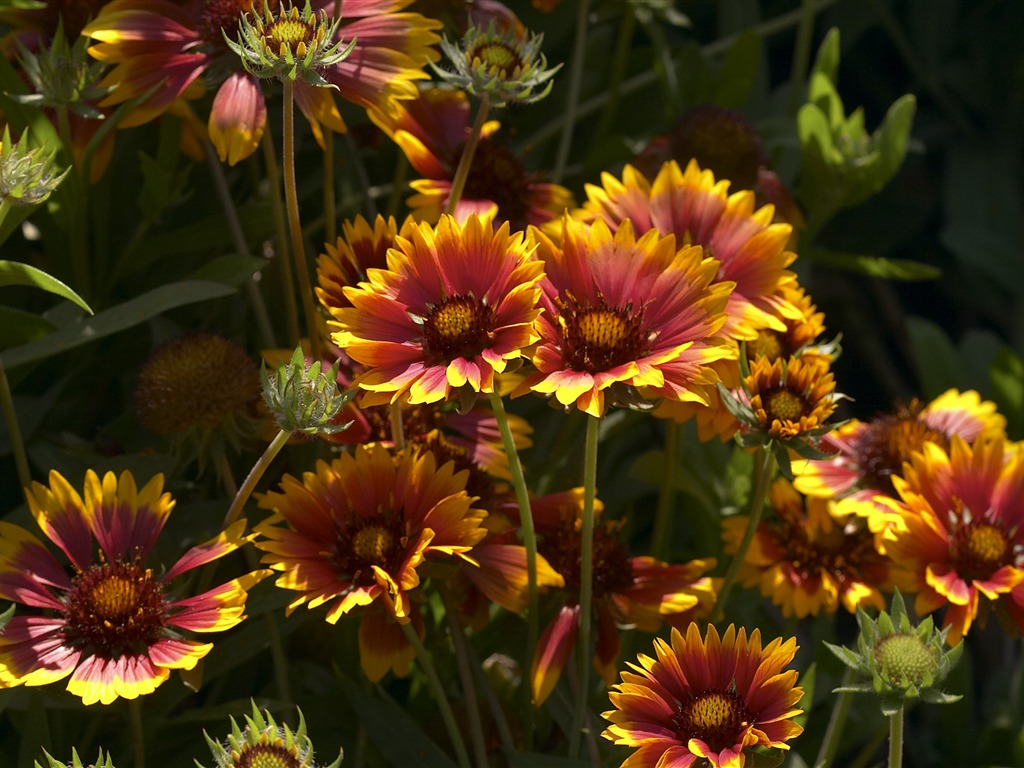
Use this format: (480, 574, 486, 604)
(400, 620, 472, 768)
(0, 355, 30, 501)
(569, 413, 600, 759)
(202, 138, 276, 351)
(553, 0, 591, 183)
(710, 447, 775, 624)
(888, 704, 904, 768)
(446, 92, 490, 216)
(487, 390, 537, 745)
(440, 587, 489, 768)
(261, 127, 301, 346)
(223, 428, 291, 529)
(389, 402, 405, 452)
(787, 0, 819, 116)
(129, 699, 145, 768)
(323, 131, 337, 244)
(281, 79, 324, 361)
(651, 421, 680, 561)
(813, 667, 855, 767)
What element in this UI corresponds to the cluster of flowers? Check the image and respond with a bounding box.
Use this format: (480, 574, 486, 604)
(0, 1, 1021, 767)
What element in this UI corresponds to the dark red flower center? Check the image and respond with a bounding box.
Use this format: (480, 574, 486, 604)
(538, 516, 633, 598)
(198, 0, 255, 51)
(461, 139, 532, 229)
(557, 293, 648, 374)
(234, 743, 303, 768)
(672, 688, 752, 753)
(950, 509, 1013, 581)
(334, 517, 410, 586)
(422, 294, 495, 362)
(62, 559, 167, 657)
(763, 388, 808, 423)
(850, 404, 948, 495)
(770, 509, 880, 584)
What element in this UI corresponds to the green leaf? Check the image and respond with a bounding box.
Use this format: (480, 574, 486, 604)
(990, 347, 1024, 439)
(336, 674, 458, 768)
(874, 95, 917, 195)
(804, 248, 940, 280)
(810, 27, 841, 84)
(187, 253, 270, 286)
(0, 260, 93, 313)
(746, 747, 787, 768)
(2, 280, 236, 369)
(715, 29, 761, 108)
(906, 316, 961, 400)
(0, 306, 54, 348)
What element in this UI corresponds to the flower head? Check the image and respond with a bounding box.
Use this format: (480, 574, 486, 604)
(225, 1, 355, 84)
(826, 591, 963, 716)
(330, 214, 544, 407)
(518, 215, 734, 418)
(0, 126, 68, 207)
(0, 470, 267, 705)
(433, 22, 560, 106)
(198, 700, 343, 768)
(602, 623, 804, 768)
(722, 477, 891, 618)
(261, 345, 353, 436)
(881, 435, 1024, 644)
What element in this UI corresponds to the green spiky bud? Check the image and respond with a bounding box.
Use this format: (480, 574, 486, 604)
(224, 1, 356, 85)
(0, 126, 68, 207)
(261, 346, 353, 436)
(34, 748, 116, 768)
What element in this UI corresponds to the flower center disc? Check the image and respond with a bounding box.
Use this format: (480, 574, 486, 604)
(473, 42, 519, 73)
(952, 519, 1010, 579)
(852, 409, 948, 494)
(423, 295, 494, 361)
(748, 330, 784, 361)
(268, 17, 314, 48)
(766, 388, 806, 422)
(352, 525, 395, 566)
(236, 744, 302, 768)
(63, 560, 167, 655)
(875, 633, 936, 687)
(579, 310, 629, 349)
(561, 298, 646, 373)
(673, 689, 749, 752)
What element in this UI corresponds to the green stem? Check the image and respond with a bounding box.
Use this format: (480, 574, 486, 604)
(446, 93, 490, 216)
(202, 138, 276, 351)
(590, 4, 636, 146)
(463, 629, 515, 753)
(552, 0, 591, 183)
(787, 0, 819, 116)
(710, 448, 775, 624)
(56, 104, 91, 298)
(261, 128, 301, 346)
(386, 151, 408, 220)
(487, 390, 537, 746)
(223, 428, 291, 529)
(440, 587, 489, 768)
(400, 620, 472, 768)
(888, 704, 904, 768)
(389, 402, 405, 452)
(323, 131, 337, 244)
(813, 667, 855, 768)
(569, 414, 600, 759)
(281, 79, 324, 361)
(0, 354, 30, 502)
(650, 421, 680, 561)
(129, 699, 145, 768)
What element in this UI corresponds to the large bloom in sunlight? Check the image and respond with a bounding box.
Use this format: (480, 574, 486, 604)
(0, 470, 266, 705)
(722, 478, 891, 619)
(518, 215, 734, 418)
(83, 0, 441, 163)
(254, 443, 487, 624)
(370, 86, 573, 228)
(331, 214, 544, 406)
(501, 490, 717, 705)
(602, 623, 804, 768)
(882, 436, 1024, 645)
(792, 389, 1006, 543)
(572, 159, 800, 342)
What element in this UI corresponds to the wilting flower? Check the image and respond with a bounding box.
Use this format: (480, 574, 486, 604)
(34, 748, 115, 768)
(497, 490, 716, 705)
(792, 389, 1006, 542)
(370, 87, 572, 228)
(826, 591, 963, 716)
(134, 333, 263, 468)
(432, 21, 559, 106)
(331, 214, 544, 407)
(602, 623, 804, 768)
(0, 470, 267, 705)
(83, 0, 441, 164)
(254, 443, 488, 678)
(722, 477, 891, 618)
(198, 700, 343, 768)
(881, 436, 1024, 644)
(518, 215, 734, 418)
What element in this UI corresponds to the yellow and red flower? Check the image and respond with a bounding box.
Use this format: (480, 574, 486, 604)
(83, 0, 441, 163)
(792, 389, 1006, 542)
(370, 86, 573, 228)
(0, 470, 266, 705)
(602, 623, 804, 768)
(518, 215, 734, 418)
(331, 214, 544, 406)
(882, 436, 1024, 645)
(722, 478, 891, 619)
(505, 490, 717, 705)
